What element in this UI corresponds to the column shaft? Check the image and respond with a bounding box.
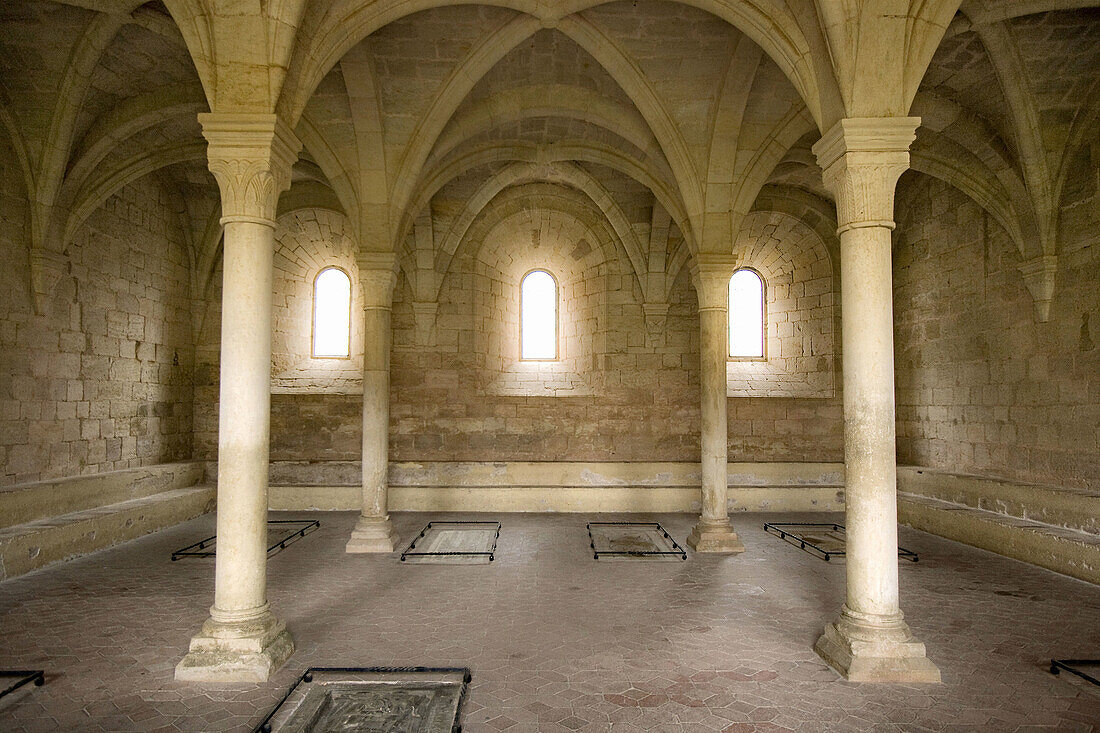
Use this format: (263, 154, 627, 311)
(699, 304, 729, 525)
(346, 257, 399, 553)
(687, 257, 744, 553)
(360, 305, 391, 518)
(213, 219, 275, 617)
(840, 224, 900, 617)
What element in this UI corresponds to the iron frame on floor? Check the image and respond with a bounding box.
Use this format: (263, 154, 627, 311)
(254, 666, 473, 733)
(170, 519, 320, 561)
(587, 521, 687, 560)
(1050, 659, 1100, 687)
(763, 522, 919, 562)
(0, 670, 44, 701)
(400, 520, 502, 562)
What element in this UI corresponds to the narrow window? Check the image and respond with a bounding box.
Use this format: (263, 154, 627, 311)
(520, 269, 557, 360)
(312, 267, 352, 358)
(728, 269, 764, 358)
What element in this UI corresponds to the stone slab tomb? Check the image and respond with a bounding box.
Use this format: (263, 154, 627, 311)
(400, 521, 500, 564)
(587, 522, 687, 561)
(259, 667, 470, 732)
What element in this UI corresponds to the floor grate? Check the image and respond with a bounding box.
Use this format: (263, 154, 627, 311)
(255, 666, 471, 733)
(0, 670, 45, 702)
(171, 519, 320, 560)
(587, 522, 687, 561)
(1050, 659, 1100, 687)
(401, 521, 501, 564)
(763, 522, 919, 562)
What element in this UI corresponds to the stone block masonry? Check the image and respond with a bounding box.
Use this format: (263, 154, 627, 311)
(0, 178, 194, 487)
(894, 174, 1099, 490)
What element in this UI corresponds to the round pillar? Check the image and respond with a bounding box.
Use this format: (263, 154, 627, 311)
(811, 117, 940, 683)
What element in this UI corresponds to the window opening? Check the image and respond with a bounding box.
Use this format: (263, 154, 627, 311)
(728, 269, 764, 358)
(520, 269, 557, 360)
(312, 267, 352, 358)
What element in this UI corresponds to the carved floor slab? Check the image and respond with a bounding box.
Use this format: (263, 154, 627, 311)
(587, 522, 686, 561)
(260, 667, 470, 733)
(400, 521, 500, 564)
(763, 522, 920, 562)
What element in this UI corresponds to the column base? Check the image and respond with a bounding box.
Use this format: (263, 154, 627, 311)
(814, 606, 940, 683)
(345, 515, 399, 553)
(687, 519, 745, 553)
(175, 608, 294, 683)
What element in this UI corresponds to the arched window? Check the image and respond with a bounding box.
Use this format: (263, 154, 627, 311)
(312, 267, 352, 358)
(520, 269, 558, 360)
(728, 268, 764, 358)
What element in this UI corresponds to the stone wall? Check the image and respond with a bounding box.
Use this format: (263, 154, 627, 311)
(893, 171, 1100, 489)
(0, 151, 194, 485)
(727, 210, 838, 398)
(191, 195, 845, 465)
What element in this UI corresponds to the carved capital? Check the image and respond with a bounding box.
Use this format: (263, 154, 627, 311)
(690, 253, 737, 310)
(411, 301, 439, 346)
(358, 251, 398, 309)
(1018, 254, 1058, 323)
(642, 302, 670, 348)
(198, 114, 301, 225)
(813, 117, 919, 233)
(29, 248, 68, 314)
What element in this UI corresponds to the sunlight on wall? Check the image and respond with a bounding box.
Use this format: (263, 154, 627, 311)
(313, 267, 352, 358)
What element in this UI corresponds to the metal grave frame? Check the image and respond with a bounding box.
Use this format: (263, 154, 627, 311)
(0, 670, 45, 701)
(1050, 659, 1100, 687)
(171, 519, 320, 561)
(587, 521, 687, 560)
(400, 521, 501, 562)
(254, 666, 472, 733)
(763, 522, 919, 562)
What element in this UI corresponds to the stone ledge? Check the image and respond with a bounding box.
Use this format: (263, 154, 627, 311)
(261, 461, 846, 513)
(0, 462, 205, 529)
(0, 485, 215, 581)
(898, 465, 1099, 535)
(899, 492, 1100, 585)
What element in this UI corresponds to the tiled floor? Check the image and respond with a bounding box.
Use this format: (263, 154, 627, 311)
(1, 511, 1098, 732)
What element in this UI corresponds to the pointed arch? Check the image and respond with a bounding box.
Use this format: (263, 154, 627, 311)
(63, 141, 207, 246)
(407, 140, 690, 249)
(34, 12, 127, 250)
(430, 161, 648, 301)
(66, 83, 208, 194)
(429, 84, 664, 166)
(388, 14, 542, 234)
(280, 0, 831, 131)
(556, 14, 704, 241)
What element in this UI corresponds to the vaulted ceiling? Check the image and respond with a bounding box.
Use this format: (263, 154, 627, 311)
(1, 0, 1097, 315)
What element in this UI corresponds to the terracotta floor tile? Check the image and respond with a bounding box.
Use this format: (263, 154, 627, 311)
(0, 511, 1097, 732)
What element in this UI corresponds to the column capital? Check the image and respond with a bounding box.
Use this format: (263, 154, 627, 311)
(358, 251, 398, 309)
(199, 113, 301, 226)
(813, 117, 920, 233)
(690, 253, 737, 310)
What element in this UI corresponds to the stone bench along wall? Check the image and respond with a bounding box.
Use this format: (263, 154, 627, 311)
(245, 460, 846, 513)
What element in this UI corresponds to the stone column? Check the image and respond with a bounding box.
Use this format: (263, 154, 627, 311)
(811, 117, 939, 682)
(687, 255, 745, 553)
(346, 252, 399, 552)
(175, 114, 300, 683)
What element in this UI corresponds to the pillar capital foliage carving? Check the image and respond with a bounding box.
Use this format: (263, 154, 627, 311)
(198, 114, 301, 225)
(358, 251, 398, 309)
(690, 253, 737, 310)
(813, 117, 920, 233)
